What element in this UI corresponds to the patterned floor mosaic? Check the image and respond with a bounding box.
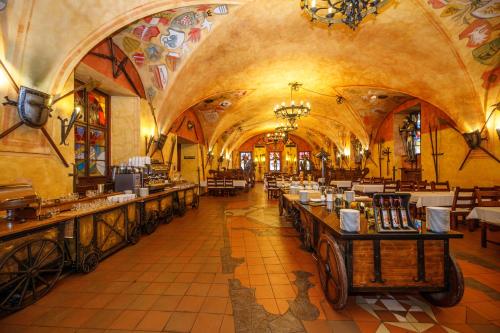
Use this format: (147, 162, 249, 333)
(0, 185, 498, 332)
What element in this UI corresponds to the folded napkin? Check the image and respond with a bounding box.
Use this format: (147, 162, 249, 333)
(345, 191, 355, 202)
(426, 207, 450, 233)
(355, 196, 371, 202)
(340, 209, 360, 232)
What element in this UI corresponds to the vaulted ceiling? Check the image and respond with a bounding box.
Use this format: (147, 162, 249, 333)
(2, 0, 498, 154)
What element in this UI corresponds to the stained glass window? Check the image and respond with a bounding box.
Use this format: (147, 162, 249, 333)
(74, 83, 109, 180)
(240, 152, 252, 170)
(298, 151, 311, 171)
(269, 152, 281, 172)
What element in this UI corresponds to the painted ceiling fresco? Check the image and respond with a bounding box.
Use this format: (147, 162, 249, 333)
(337, 87, 414, 132)
(113, 4, 233, 104)
(427, 1, 500, 92)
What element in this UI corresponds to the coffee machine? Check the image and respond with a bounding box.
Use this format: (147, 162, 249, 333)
(114, 173, 142, 192)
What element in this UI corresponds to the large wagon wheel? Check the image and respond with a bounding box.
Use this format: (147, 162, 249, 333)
(0, 239, 64, 311)
(316, 234, 348, 310)
(81, 250, 99, 274)
(421, 255, 464, 307)
(144, 210, 159, 235)
(128, 225, 141, 245)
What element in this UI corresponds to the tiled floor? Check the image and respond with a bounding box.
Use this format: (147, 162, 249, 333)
(0, 185, 499, 333)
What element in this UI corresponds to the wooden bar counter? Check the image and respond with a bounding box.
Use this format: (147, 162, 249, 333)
(281, 193, 464, 310)
(0, 184, 198, 313)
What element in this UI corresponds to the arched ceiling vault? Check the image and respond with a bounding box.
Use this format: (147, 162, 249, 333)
(3, 0, 497, 155)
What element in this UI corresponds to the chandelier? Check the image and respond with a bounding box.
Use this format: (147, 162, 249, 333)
(275, 121, 298, 134)
(265, 131, 286, 145)
(300, 0, 388, 30)
(274, 82, 311, 126)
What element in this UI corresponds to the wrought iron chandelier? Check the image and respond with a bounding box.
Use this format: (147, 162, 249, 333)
(265, 131, 286, 145)
(275, 121, 298, 134)
(274, 82, 311, 126)
(300, 0, 388, 30)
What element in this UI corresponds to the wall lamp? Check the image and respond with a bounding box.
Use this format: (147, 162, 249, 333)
(496, 128, 500, 140)
(145, 129, 155, 155)
(462, 130, 482, 149)
(58, 106, 82, 145)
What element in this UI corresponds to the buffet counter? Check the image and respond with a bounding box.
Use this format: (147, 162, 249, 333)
(0, 184, 198, 313)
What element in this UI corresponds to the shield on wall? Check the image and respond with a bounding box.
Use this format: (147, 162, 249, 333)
(17, 86, 52, 128)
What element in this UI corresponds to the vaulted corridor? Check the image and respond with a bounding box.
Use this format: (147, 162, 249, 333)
(0, 186, 498, 333)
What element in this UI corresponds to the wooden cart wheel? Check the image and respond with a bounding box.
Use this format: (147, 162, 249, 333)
(128, 225, 141, 245)
(144, 211, 159, 235)
(177, 202, 186, 217)
(0, 239, 64, 311)
(81, 250, 99, 274)
(316, 234, 348, 310)
(421, 255, 464, 307)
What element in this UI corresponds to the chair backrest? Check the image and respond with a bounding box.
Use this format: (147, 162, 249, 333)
(207, 178, 216, 187)
(267, 177, 277, 187)
(383, 180, 398, 193)
(475, 189, 500, 207)
(225, 179, 234, 187)
(216, 178, 225, 187)
(452, 187, 476, 210)
(415, 180, 429, 191)
(431, 181, 450, 191)
(398, 180, 415, 192)
(371, 177, 384, 184)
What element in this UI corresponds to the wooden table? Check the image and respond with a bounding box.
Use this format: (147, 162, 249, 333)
(467, 206, 500, 247)
(330, 180, 352, 188)
(281, 192, 464, 310)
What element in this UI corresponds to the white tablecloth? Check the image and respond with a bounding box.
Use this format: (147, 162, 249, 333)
(408, 191, 455, 208)
(330, 180, 352, 188)
(467, 207, 500, 225)
(352, 184, 384, 193)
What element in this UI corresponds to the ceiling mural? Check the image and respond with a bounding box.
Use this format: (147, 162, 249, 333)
(337, 87, 414, 132)
(113, 4, 233, 103)
(427, 1, 500, 90)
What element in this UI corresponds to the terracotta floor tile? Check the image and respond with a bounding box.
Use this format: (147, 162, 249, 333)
(122, 281, 150, 294)
(255, 285, 275, 298)
(187, 283, 212, 296)
(355, 321, 382, 333)
(151, 295, 182, 311)
(195, 272, 216, 283)
(467, 301, 500, 320)
(105, 293, 138, 310)
(272, 283, 296, 298)
(164, 282, 190, 295)
(58, 308, 98, 328)
(201, 297, 229, 314)
(247, 265, 267, 275)
(219, 315, 235, 333)
(175, 272, 197, 283)
(108, 309, 146, 330)
(32, 307, 73, 326)
(81, 309, 122, 329)
(209, 284, 229, 297)
(82, 293, 115, 309)
(154, 271, 179, 283)
(164, 312, 197, 332)
(135, 310, 172, 331)
(191, 313, 224, 333)
(127, 294, 160, 310)
(269, 273, 290, 285)
(176, 295, 206, 312)
(275, 298, 290, 314)
(266, 264, 285, 274)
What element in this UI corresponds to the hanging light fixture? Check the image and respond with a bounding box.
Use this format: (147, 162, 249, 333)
(300, 0, 388, 30)
(274, 82, 311, 126)
(265, 131, 286, 145)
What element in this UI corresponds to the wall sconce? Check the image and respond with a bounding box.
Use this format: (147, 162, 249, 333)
(496, 128, 500, 140)
(58, 106, 82, 145)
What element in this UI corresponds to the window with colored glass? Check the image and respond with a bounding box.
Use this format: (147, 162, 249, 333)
(74, 84, 109, 178)
(269, 152, 281, 172)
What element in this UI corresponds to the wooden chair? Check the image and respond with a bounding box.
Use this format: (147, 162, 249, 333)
(476, 190, 500, 207)
(215, 178, 225, 196)
(207, 178, 216, 196)
(383, 180, 398, 193)
(450, 187, 476, 230)
(398, 180, 415, 192)
(224, 179, 235, 196)
(267, 177, 280, 200)
(475, 189, 500, 248)
(415, 180, 429, 191)
(431, 181, 450, 191)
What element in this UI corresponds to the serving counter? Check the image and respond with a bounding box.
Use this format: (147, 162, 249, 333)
(281, 193, 464, 310)
(0, 184, 198, 313)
